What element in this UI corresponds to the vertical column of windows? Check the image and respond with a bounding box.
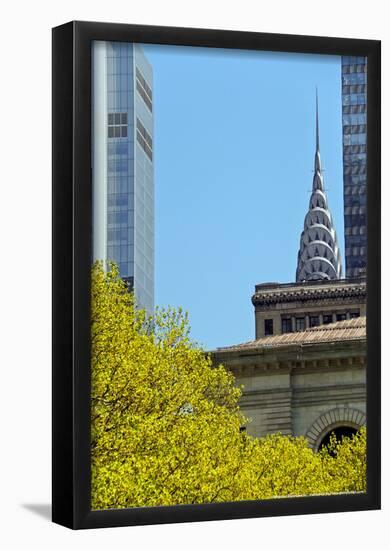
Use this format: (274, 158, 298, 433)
(134, 60, 154, 312)
(342, 56, 367, 278)
(105, 45, 133, 278)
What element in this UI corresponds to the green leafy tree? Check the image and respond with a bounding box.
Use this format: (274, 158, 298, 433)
(91, 262, 366, 509)
(241, 434, 332, 499)
(91, 262, 251, 509)
(319, 427, 367, 493)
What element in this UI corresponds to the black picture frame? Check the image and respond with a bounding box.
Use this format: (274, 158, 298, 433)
(52, 20, 381, 530)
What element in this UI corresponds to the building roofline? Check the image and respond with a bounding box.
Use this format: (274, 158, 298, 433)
(212, 317, 366, 356)
(254, 277, 365, 292)
(213, 338, 366, 357)
(252, 277, 366, 307)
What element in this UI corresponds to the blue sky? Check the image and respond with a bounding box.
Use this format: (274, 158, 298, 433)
(142, 44, 344, 350)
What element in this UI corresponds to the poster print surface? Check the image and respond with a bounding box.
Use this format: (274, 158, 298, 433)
(90, 41, 367, 510)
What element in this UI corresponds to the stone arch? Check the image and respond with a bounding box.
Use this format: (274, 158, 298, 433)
(305, 407, 366, 451)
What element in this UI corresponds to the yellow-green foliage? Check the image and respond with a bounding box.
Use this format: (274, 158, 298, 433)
(91, 262, 366, 509)
(318, 428, 367, 493)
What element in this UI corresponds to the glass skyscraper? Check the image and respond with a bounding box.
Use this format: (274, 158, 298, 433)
(341, 55, 367, 279)
(92, 42, 154, 313)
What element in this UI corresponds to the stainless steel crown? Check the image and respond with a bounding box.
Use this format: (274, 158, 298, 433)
(296, 91, 342, 282)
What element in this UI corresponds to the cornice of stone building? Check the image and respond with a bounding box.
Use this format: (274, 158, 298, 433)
(252, 277, 366, 307)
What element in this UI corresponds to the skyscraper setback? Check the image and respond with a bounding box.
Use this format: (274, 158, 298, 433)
(92, 42, 154, 313)
(341, 56, 367, 279)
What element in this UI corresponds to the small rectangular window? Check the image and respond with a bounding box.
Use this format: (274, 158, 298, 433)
(309, 316, 320, 328)
(296, 317, 305, 331)
(282, 318, 292, 334)
(336, 313, 347, 322)
(350, 311, 360, 319)
(323, 314, 333, 324)
(264, 319, 273, 336)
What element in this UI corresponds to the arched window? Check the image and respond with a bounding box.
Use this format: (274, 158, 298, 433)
(318, 426, 358, 454)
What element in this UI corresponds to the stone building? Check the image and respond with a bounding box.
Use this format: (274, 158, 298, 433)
(212, 315, 366, 450)
(254, 278, 366, 339)
(211, 95, 366, 450)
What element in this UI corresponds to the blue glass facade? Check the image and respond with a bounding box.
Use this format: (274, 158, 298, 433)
(92, 42, 154, 313)
(341, 56, 367, 278)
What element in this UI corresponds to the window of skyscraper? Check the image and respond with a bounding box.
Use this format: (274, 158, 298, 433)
(136, 117, 153, 161)
(107, 112, 128, 138)
(136, 66, 153, 112)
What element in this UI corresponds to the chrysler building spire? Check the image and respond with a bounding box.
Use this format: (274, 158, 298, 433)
(315, 87, 320, 167)
(296, 92, 342, 282)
